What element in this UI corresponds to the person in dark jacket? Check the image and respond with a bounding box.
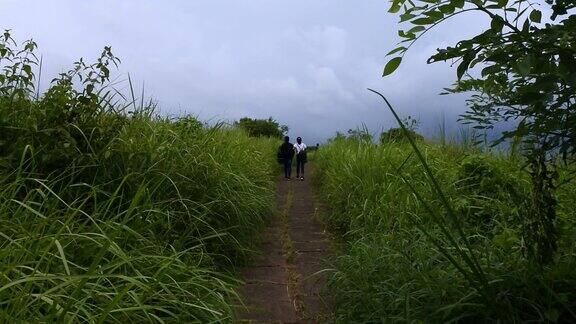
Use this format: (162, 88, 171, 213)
(278, 136, 295, 180)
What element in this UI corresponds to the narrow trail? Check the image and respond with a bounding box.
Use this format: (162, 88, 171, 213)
(237, 167, 332, 323)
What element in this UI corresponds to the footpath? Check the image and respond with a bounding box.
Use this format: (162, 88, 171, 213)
(237, 168, 332, 323)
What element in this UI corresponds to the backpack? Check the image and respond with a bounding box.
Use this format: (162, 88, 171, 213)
(299, 150, 307, 163)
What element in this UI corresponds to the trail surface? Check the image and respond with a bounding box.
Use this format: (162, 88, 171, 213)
(237, 168, 332, 323)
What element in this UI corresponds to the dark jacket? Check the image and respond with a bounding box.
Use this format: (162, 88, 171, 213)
(278, 142, 295, 162)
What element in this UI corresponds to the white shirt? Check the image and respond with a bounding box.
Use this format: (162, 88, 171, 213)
(294, 143, 307, 154)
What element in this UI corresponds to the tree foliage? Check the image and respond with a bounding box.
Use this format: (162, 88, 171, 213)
(235, 117, 288, 139)
(386, 0, 576, 159)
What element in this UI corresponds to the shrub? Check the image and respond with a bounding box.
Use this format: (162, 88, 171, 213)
(379, 127, 423, 144)
(455, 154, 527, 226)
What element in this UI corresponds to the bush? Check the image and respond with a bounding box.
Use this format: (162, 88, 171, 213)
(455, 154, 527, 226)
(379, 127, 424, 144)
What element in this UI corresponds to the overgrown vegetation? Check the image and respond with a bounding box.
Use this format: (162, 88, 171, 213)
(384, 0, 576, 265)
(315, 0, 576, 318)
(0, 31, 277, 322)
(314, 136, 576, 322)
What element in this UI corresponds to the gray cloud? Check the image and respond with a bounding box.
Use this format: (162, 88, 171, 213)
(1, 0, 489, 143)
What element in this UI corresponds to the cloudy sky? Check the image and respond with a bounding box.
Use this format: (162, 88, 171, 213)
(1, 0, 488, 143)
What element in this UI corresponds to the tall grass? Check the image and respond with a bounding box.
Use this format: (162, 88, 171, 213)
(0, 33, 278, 322)
(1, 113, 277, 322)
(314, 127, 576, 321)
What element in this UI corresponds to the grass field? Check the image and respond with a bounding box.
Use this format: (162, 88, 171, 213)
(313, 138, 576, 322)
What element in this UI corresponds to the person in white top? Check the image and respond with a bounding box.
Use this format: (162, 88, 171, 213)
(294, 137, 307, 180)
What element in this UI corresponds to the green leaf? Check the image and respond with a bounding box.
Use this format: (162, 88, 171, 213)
(522, 18, 530, 33)
(457, 52, 475, 80)
(491, 16, 504, 33)
(387, 46, 407, 56)
(481, 64, 500, 77)
(439, 4, 456, 14)
(389, 4, 401, 13)
(497, 0, 508, 7)
(424, 10, 444, 21)
(54, 239, 71, 276)
(450, 0, 465, 9)
(79, 96, 91, 104)
(389, 0, 402, 13)
(400, 13, 415, 22)
(412, 17, 433, 25)
(22, 64, 33, 77)
(530, 9, 542, 23)
(383, 57, 403, 76)
(407, 26, 426, 34)
(398, 30, 417, 39)
(516, 56, 532, 76)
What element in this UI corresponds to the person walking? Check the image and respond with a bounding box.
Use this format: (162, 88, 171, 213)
(278, 136, 295, 180)
(294, 137, 307, 181)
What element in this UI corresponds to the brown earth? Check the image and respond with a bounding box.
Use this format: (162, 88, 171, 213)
(237, 168, 332, 323)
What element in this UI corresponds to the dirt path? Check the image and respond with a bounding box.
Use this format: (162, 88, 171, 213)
(237, 168, 332, 323)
